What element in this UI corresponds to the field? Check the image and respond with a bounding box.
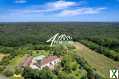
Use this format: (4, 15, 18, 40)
(74, 42, 119, 78)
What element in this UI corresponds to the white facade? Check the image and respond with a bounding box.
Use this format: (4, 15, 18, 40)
(30, 55, 61, 70)
(40, 58, 61, 69)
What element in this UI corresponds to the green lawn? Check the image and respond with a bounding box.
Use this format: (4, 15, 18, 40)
(74, 42, 119, 78)
(8, 54, 26, 71)
(30, 50, 49, 57)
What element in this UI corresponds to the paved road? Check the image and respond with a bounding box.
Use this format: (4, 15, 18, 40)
(0, 74, 9, 79)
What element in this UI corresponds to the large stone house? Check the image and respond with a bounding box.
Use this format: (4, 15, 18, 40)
(30, 55, 61, 70)
(40, 56, 61, 69)
(20, 55, 33, 68)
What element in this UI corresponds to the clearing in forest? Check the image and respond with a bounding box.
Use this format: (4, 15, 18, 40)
(74, 42, 119, 78)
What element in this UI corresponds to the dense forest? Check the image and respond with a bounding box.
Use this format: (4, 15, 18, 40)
(0, 22, 119, 60)
(0, 22, 119, 47)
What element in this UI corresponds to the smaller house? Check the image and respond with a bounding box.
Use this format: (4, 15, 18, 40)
(30, 55, 45, 69)
(32, 55, 45, 63)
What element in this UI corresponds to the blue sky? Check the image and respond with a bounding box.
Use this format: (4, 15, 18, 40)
(0, 0, 119, 22)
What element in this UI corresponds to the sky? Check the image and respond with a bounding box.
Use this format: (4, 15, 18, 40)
(0, 0, 119, 22)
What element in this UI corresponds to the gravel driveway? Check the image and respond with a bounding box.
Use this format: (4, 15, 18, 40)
(0, 74, 9, 79)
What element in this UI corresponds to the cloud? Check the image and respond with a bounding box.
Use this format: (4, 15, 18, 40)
(11, 0, 79, 14)
(45, 0, 78, 10)
(15, 0, 27, 3)
(58, 7, 106, 16)
(26, 0, 78, 13)
(8, 0, 106, 17)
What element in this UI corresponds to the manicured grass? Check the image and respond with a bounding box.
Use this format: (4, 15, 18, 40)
(74, 42, 119, 78)
(8, 54, 26, 71)
(30, 50, 49, 57)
